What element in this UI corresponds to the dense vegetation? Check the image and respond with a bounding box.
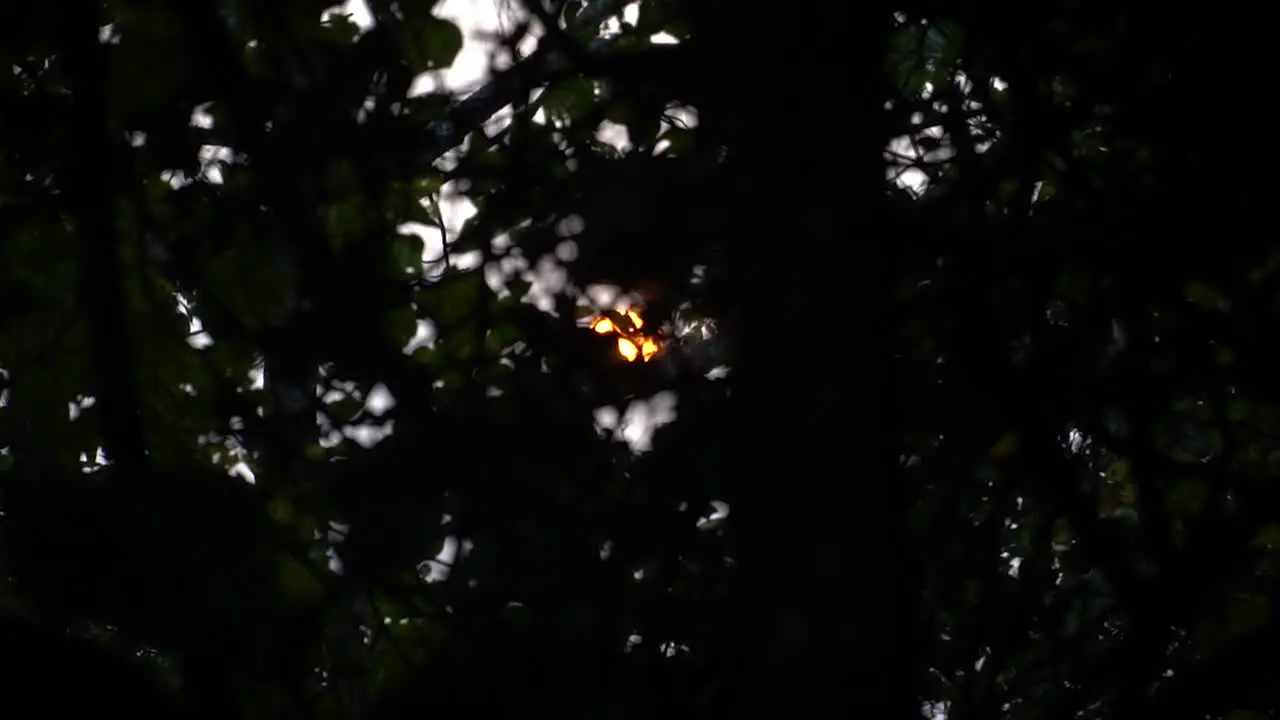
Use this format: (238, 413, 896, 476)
(0, 1, 1273, 718)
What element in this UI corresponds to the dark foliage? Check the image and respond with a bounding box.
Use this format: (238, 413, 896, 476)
(0, 1, 1273, 719)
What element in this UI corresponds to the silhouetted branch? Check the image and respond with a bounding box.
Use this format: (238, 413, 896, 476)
(61, 0, 149, 476)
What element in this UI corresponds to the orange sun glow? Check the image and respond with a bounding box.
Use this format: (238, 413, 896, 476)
(590, 308, 661, 362)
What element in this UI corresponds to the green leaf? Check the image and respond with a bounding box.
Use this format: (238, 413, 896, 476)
(1186, 281, 1230, 311)
(406, 17, 463, 72)
(1164, 479, 1210, 518)
(506, 276, 532, 300)
(392, 233, 426, 272)
(658, 125, 697, 156)
(321, 12, 362, 42)
(428, 270, 485, 327)
(278, 555, 324, 607)
(327, 196, 363, 239)
(413, 175, 444, 198)
(540, 78, 597, 120)
(1227, 395, 1250, 421)
(383, 306, 420, 346)
(1225, 595, 1270, 638)
(485, 324, 522, 354)
(1253, 524, 1280, 550)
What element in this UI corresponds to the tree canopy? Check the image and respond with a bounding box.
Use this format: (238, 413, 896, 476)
(0, 1, 1273, 719)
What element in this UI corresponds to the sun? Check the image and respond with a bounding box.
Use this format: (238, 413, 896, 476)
(590, 307, 661, 362)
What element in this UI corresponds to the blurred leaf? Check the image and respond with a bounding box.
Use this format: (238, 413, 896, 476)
(1225, 595, 1271, 638)
(406, 17, 463, 72)
(392, 232, 426, 272)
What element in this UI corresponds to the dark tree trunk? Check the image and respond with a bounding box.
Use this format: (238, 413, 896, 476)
(699, 6, 918, 717)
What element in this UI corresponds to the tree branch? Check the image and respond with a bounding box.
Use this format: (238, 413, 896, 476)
(419, 0, 684, 162)
(61, 0, 149, 477)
